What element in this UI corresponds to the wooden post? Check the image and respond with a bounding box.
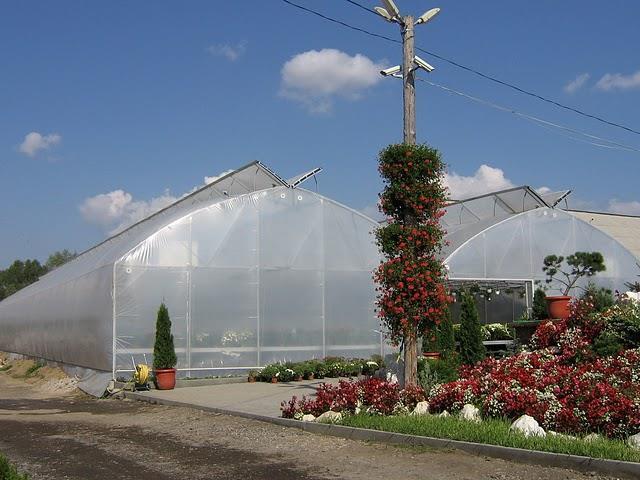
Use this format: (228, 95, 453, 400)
(402, 15, 418, 387)
(402, 15, 416, 146)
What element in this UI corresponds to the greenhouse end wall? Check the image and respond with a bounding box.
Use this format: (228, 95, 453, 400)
(113, 187, 382, 376)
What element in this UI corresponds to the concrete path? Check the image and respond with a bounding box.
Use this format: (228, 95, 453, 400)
(132, 379, 337, 417)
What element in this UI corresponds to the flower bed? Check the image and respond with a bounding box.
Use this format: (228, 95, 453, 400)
(281, 377, 425, 418)
(282, 298, 640, 441)
(429, 299, 640, 438)
(253, 356, 383, 383)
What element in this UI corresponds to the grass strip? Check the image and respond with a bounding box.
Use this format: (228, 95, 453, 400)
(0, 365, 12, 372)
(0, 453, 29, 480)
(340, 414, 640, 463)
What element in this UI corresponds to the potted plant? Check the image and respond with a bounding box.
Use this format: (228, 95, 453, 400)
(152, 302, 177, 390)
(247, 370, 258, 383)
(422, 335, 441, 360)
(542, 252, 606, 319)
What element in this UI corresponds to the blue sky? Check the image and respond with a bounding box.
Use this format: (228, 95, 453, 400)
(1, 0, 639, 267)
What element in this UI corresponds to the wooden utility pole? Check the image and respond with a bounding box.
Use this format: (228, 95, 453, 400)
(402, 15, 416, 145)
(402, 15, 418, 387)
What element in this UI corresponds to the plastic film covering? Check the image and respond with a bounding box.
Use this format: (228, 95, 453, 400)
(0, 162, 289, 374)
(114, 187, 381, 374)
(445, 207, 639, 292)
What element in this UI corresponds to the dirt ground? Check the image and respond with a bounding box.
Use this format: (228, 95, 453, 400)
(0, 357, 624, 480)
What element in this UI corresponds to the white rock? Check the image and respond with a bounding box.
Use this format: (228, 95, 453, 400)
(627, 433, 640, 449)
(510, 415, 546, 438)
(411, 401, 430, 416)
(438, 410, 450, 418)
(301, 414, 316, 422)
(583, 433, 601, 443)
(459, 404, 481, 423)
(316, 410, 342, 423)
(548, 430, 576, 440)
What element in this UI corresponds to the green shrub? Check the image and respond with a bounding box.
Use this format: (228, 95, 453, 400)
(152, 303, 177, 370)
(592, 330, 624, 357)
(417, 356, 459, 394)
(600, 300, 640, 349)
(437, 307, 456, 357)
(581, 283, 615, 313)
(0, 452, 29, 480)
(532, 288, 548, 321)
(459, 291, 485, 365)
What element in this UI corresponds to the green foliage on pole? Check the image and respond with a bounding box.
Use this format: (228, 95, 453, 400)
(373, 144, 450, 386)
(532, 288, 548, 321)
(459, 291, 486, 365)
(153, 303, 177, 370)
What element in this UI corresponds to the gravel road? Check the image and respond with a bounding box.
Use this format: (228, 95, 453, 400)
(0, 372, 622, 480)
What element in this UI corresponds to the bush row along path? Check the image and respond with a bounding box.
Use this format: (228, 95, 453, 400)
(0, 370, 621, 480)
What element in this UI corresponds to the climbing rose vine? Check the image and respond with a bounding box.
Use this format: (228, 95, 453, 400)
(374, 144, 449, 386)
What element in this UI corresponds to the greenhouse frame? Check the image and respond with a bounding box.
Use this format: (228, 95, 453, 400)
(1, 161, 639, 395)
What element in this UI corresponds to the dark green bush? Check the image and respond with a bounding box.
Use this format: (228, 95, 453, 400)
(459, 291, 486, 365)
(152, 303, 177, 370)
(581, 283, 615, 313)
(417, 356, 459, 394)
(532, 288, 548, 321)
(0, 453, 29, 480)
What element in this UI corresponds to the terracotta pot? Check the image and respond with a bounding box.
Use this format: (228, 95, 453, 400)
(307, 373, 315, 380)
(271, 376, 278, 383)
(248, 376, 256, 383)
(294, 375, 303, 382)
(546, 295, 572, 319)
(423, 352, 441, 360)
(154, 368, 176, 390)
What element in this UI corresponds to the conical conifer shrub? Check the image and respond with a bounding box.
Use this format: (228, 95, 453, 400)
(153, 302, 177, 370)
(459, 291, 485, 365)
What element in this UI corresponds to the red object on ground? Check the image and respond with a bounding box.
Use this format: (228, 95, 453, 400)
(545, 296, 572, 319)
(155, 368, 177, 390)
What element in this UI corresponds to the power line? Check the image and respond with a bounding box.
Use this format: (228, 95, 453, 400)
(280, 0, 640, 137)
(415, 77, 640, 154)
(342, 0, 640, 137)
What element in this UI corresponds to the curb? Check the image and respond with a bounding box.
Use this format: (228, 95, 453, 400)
(125, 392, 640, 479)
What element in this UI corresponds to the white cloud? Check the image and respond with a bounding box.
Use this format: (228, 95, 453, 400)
(80, 169, 237, 234)
(564, 73, 590, 94)
(536, 186, 552, 195)
(204, 169, 234, 185)
(206, 41, 247, 61)
(280, 49, 384, 113)
(444, 165, 515, 200)
(595, 70, 640, 91)
(608, 199, 640, 216)
(80, 189, 177, 234)
(19, 131, 61, 157)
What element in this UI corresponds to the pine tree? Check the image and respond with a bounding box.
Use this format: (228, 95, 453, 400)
(153, 303, 177, 370)
(532, 288, 548, 321)
(437, 305, 456, 358)
(459, 291, 485, 365)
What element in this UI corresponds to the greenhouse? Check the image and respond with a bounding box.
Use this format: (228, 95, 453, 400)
(0, 162, 381, 394)
(1, 162, 638, 396)
(442, 186, 640, 323)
